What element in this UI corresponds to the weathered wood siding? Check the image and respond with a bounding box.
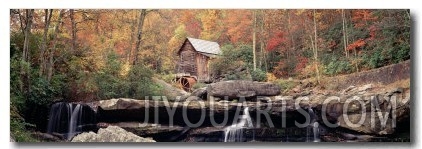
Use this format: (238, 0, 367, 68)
(196, 53, 210, 81)
(179, 41, 198, 76)
(178, 40, 213, 82)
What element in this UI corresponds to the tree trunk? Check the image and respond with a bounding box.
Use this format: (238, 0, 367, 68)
(20, 9, 34, 92)
(40, 9, 53, 76)
(259, 10, 265, 71)
(313, 9, 320, 84)
(127, 10, 137, 63)
(342, 9, 348, 58)
(70, 9, 77, 54)
(252, 10, 257, 71)
(47, 9, 65, 81)
(17, 10, 25, 35)
(286, 10, 296, 77)
(133, 9, 147, 65)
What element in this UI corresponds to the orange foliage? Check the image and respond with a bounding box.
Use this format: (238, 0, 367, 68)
(347, 39, 366, 51)
(352, 10, 378, 28)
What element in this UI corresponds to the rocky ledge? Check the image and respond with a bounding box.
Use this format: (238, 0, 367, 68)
(95, 81, 410, 136)
(71, 126, 156, 142)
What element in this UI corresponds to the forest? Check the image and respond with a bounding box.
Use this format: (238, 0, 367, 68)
(10, 9, 410, 142)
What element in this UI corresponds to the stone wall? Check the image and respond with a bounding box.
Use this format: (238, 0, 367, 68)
(323, 60, 410, 90)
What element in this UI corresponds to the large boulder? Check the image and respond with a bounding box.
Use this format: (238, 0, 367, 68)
(152, 78, 189, 100)
(99, 98, 145, 110)
(331, 88, 410, 135)
(71, 126, 156, 142)
(190, 87, 207, 99)
(207, 80, 281, 99)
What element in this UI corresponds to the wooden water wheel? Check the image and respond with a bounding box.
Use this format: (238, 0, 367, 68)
(177, 76, 197, 92)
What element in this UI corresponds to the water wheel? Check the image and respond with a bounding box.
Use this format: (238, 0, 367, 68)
(178, 76, 197, 92)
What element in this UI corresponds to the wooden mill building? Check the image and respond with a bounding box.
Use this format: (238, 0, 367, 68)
(176, 37, 221, 84)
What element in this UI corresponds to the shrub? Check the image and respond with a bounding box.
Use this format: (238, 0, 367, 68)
(251, 69, 267, 82)
(273, 79, 298, 93)
(210, 44, 253, 78)
(324, 58, 352, 76)
(126, 64, 163, 99)
(95, 51, 124, 99)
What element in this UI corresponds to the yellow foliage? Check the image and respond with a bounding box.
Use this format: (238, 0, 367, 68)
(266, 73, 277, 82)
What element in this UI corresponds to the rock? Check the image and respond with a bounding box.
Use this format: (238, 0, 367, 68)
(342, 84, 373, 95)
(274, 96, 293, 102)
(207, 80, 281, 99)
(31, 132, 63, 142)
(342, 86, 357, 94)
(292, 90, 311, 99)
(358, 84, 373, 92)
(153, 77, 189, 97)
(337, 113, 395, 135)
(190, 87, 207, 99)
(185, 96, 201, 101)
(113, 122, 186, 142)
(257, 96, 271, 103)
(386, 87, 404, 96)
(71, 126, 156, 142)
(336, 91, 410, 135)
(99, 98, 144, 110)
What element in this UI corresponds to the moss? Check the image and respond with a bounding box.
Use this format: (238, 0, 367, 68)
(192, 82, 206, 90)
(273, 79, 298, 94)
(10, 106, 38, 142)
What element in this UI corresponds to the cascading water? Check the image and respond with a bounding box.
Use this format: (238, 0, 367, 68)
(224, 107, 253, 142)
(47, 102, 96, 140)
(67, 104, 82, 139)
(312, 121, 320, 142)
(307, 108, 320, 142)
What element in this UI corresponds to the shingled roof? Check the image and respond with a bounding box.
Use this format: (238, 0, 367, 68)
(185, 37, 221, 55)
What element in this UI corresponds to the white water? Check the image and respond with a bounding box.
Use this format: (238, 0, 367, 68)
(307, 108, 320, 142)
(312, 122, 320, 142)
(224, 107, 253, 142)
(68, 104, 83, 139)
(47, 102, 86, 140)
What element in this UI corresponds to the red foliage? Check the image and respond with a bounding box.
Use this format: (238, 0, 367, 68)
(266, 31, 287, 51)
(294, 56, 308, 73)
(347, 39, 366, 51)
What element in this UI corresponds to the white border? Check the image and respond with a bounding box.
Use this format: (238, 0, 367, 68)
(1, 0, 420, 149)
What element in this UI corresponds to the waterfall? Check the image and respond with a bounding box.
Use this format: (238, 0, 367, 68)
(307, 108, 320, 142)
(47, 102, 96, 140)
(224, 107, 253, 142)
(312, 122, 320, 142)
(68, 104, 82, 139)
